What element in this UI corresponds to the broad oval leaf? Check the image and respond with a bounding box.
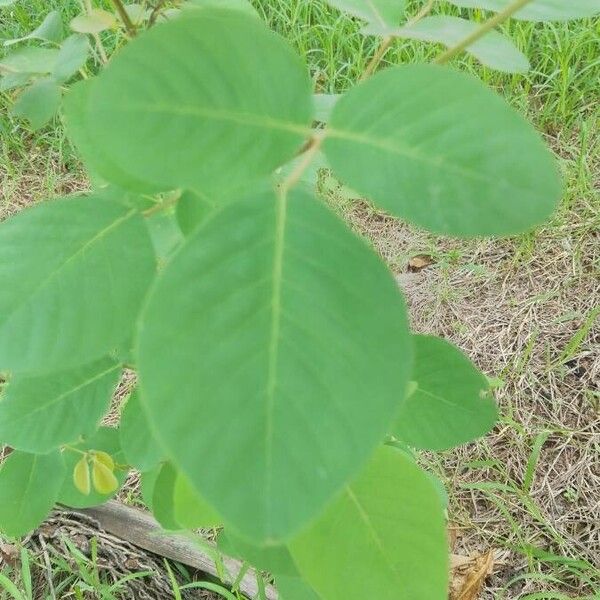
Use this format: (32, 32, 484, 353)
(11, 79, 61, 130)
(276, 576, 320, 600)
(70, 9, 117, 34)
(119, 390, 166, 471)
(64, 81, 162, 193)
(3, 10, 63, 46)
(0, 450, 66, 537)
(290, 445, 448, 600)
(53, 34, 89, 82)
(137, 188, 411, 542)
(324, 0, 405, 27)
(0, 357, 121, 454)
(85, 9, 313, 192)
(446, 0, 600, 21)
(394, 335, 497, 450)
(176, 190, 217, 236)
(324, 64, 561, 237)
(58, 427, 128, 508)
(184, 0, 260, 17)
(152, 462, 180, 530)
(363, 16, 530, 73)
(0, 194, 156, 373)
(0, 47, 58, 74)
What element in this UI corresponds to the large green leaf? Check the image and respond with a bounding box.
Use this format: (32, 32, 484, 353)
(0, 47, 58, 74)
(11, 79, 62, 130)
(324, 64, 561, 237)
(324, 0, 405, 27)
(53, 34, 89, 82)
(0, 358, 121, 454)
(58, 427, 128, 508)
(276, 576, 321, 600)
(290, 445, 448, 600)
(84, 9, 313, 192)
(152, 462, 181, 530)
(173, 473, 221, 529)
(137, 188, 411, 542)
(363, 16, 529, 73)
(185, 0, 260, 17)
(0, 450, 65, 537)
(119, 389, 165, 471)
(64, 81, 163, 193)
(446, 0, 600, 21)
(394, 335, 497, 450)
(0, 194, 156, 373)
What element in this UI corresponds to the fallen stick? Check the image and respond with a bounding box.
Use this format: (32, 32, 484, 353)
(65, 500, 278, 600)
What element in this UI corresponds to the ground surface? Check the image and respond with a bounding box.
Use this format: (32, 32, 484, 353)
(1, 1, 599, 598)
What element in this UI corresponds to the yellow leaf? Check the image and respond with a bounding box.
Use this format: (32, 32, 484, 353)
(92, 450, 114, 471)
(73, 456, 91, 495)
(92, 458, 118, 495)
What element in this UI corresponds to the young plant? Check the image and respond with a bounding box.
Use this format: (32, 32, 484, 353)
(0, 0, 596, 598)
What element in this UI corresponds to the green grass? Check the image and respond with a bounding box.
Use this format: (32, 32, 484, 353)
(1, 1, 599, 598)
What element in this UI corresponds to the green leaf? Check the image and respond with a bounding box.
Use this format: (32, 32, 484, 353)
(70, 9, 117, 34)
(0, 47, 58, 74)
(11, 79, 61, 130)
(219, 531, 298, 576)
(0, 450, 65, 537)
(176, 190, 217, 236)
(3, 10, 63, 46)
(184, 0, 260, 17)
(290, 445, 448, 600)
(140, 465, 162, 511)
(0, 194, 156, 373)
(53, 34, 89, 82)
(58, 427, 127, 508)
(145, 208, 184, 264)
(152, 462, 180, 530)
(137, 188, 411, 542)
(393, 335, 497, 451)
(324, 64, 561, 237)
(64, 80, 163, 193)
(0, 71, 31, 92)
(0, 358, 121, 454)
(119, 390, 165, 471)
(84, 10, 313, 192)
(276, 576, 320, 600)
(445, 0, 600, 21)
(324, 0, 405, 27)
(173, 473, 221, 529)
(363, 16, 530, 73)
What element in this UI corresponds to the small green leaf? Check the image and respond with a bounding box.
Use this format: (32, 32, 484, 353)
(70, 9, 117, 34)
(290, 446, 448, 600)
(3, 10, 63, 46)
(446, 0, 600, 21)
(324, 0, 405, 27)
(0, 71, 31, 92)
(84, 10, 313, 192)
(324, 64, 561, 236)
(58, 427, 127, 508)
(11, 78, 61, 130)
(119, 390, 165, 471)
(364, 16, 530, 73)
(0, 450, 66, 537)
(393, 335, 497, 450)
(173, 473, 221, 529)
(0, 47, 58, 74)
(92, 451, 115, 471)
(219, 531, 298, 576)
(91, 458, 118, 494)
(137, 188, 411, 542)
(0, 194, 157, 373)
(0, 357, 121, 454)
(53, 34, 89, 82)
(152, 462, 180, 530)
(73, 456, 91, 495)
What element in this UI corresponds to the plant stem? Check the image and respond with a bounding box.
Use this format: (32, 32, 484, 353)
(361, 0, 436, 80)
(279, 134, 324, 195)
(435, 0, 535, 64)
(110, 0, 137, 37)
